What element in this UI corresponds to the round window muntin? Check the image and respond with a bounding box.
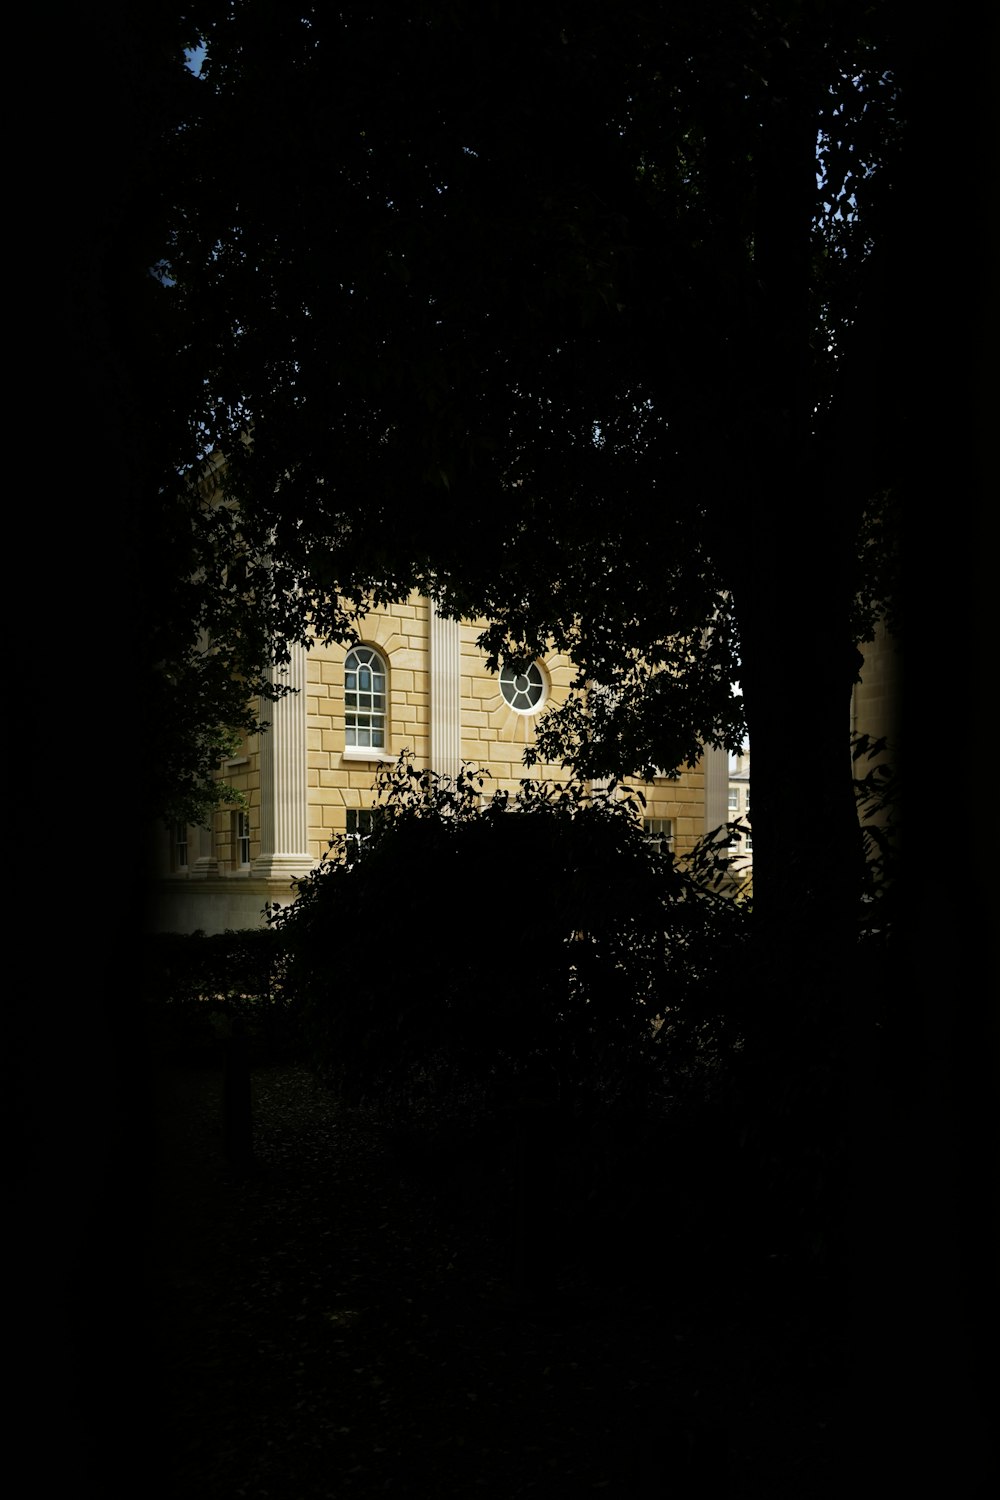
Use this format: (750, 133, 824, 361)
(499, 660, 546, 714)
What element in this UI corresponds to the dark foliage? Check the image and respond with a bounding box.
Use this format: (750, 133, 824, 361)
(142, 927, 301, 1063)
(271, 754, 748, 1121)
(100, 1, 911, 865)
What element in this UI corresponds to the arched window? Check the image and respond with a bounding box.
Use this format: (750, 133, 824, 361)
(345, 645, 388, 749)
(499, 661, 546, 713)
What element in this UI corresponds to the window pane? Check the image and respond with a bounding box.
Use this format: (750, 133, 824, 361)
(345, 646, 388, 752)
(500, 661, 545, 712)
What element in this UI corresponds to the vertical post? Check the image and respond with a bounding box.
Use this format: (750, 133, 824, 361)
(429, 600, 462, 779)
(253, 641, 314, 882)
(702, 743, 729, 835)
(191, 819, 219, 878)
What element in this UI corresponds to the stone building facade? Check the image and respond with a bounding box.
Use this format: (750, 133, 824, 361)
(151, 593, 728, 933)
(727, 746, 752, 881)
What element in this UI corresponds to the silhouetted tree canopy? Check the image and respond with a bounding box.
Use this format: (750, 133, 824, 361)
(28, 11, 991, 1496)
(131, 2, 915, 946)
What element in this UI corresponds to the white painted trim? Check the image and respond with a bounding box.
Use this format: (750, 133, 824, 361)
(341, 747, 396, 764)
(430, 601, 462, 778)
(498, 659, 550, 716)
(253, 641, 313, 878)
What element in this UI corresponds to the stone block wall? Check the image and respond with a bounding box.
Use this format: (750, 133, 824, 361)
(151, 594, 713, 931)
(306, 593, 432, 856)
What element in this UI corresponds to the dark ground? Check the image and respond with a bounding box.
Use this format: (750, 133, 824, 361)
(136, 1057, 848, 1498)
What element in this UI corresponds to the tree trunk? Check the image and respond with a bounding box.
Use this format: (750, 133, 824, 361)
(729, 494, 866, 1311)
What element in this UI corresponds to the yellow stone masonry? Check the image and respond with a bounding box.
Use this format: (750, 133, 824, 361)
(255, 593, 705, 860)
(155, 592, 713, 931)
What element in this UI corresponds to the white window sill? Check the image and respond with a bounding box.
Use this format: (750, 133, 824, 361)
(341, 747, 396, 764)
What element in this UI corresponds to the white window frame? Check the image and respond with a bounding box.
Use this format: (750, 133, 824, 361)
(344, 645, 389, 752)
(345, 807, 373, 862)
(643, 817, 674, 853)
(233, 809, 251, 868)
(499, 660, 547, 714)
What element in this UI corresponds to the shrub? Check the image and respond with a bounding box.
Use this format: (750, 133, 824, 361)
(270, 755, 748, 1119)
(141, 927, 300, 1062)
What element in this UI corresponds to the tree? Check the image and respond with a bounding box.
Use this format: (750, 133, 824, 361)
(29, 5, 991, 1492)
(274, 754, 745, 1110)
(148, 6, 919, 1447)
(156, 3, 909, 973)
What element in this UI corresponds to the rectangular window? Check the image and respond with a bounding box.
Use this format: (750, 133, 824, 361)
(643, 817, 674, 852)
(744, 787, 750, 812)
(728, 788, 739, 811)
(174, 822, 188, 870)
(232, 810, 251, 868)
(345, 808, 373, 862)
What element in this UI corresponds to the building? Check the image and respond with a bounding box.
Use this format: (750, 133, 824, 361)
(150, 593, 729, 934)
(850, 620, 900, 866)
(851, 621, 900, 757)
(727, 745, 752, 882)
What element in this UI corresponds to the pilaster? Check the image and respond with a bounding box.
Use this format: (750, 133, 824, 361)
(430, 601, 462, 779)
(703, 744, 730, 833)
(191, 821, 219, 878)
(253, 642, 314, 879)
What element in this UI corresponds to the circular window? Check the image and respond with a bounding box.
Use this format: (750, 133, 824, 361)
(499, 661, 546, 713)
